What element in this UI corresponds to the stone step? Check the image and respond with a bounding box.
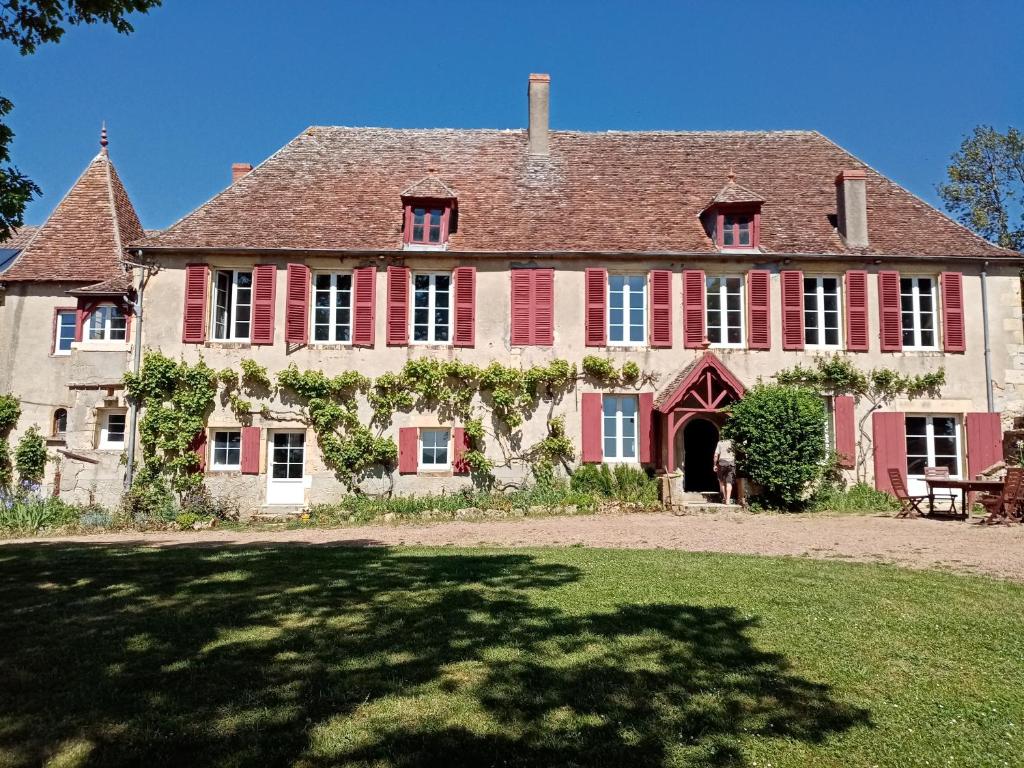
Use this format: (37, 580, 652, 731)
(253, 505, 307, 521)
(673, 502, 743, 515)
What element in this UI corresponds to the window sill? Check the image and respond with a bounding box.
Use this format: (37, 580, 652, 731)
(418, 469, 453, 476)
(403, 243, 448, 252)
(718, 247, 761, 255)
(208, 468, 241, 474)
(73, 342, 130, 353)
(205, 341, 252, 350)
(606, 344, 648, 351)
(310, 343, 353, 350)
(709, 344, 745, 350)
(46, 437, 67, 446)
(97, 446, 125, 452)
(410, 342, 454, 349)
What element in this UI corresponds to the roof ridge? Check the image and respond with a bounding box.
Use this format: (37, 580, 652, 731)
(102, 152, 126, 266)
(307, 125, 819, 137)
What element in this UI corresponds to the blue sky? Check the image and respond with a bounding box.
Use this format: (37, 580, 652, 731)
(3, 0, 1022, 229)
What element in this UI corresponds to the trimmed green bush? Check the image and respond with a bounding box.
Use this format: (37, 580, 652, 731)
(810, 481, 900, 513)
(570, 464, 660, 504)
(14, 426, 47, 484)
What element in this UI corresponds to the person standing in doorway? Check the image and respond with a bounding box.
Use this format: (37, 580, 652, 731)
(714, 436, 736, 505)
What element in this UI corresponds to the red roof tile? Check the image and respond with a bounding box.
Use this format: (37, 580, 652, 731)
(1, 226, 39, 250)
(4, 152, 144, 281)
(139, 128, 1016, 258)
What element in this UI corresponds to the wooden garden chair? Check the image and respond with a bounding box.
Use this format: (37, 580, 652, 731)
(980, 467, 1024, 524)
(889, 468, 928, 518)
(924, 466, 958, 515)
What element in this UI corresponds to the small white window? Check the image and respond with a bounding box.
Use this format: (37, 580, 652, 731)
(87, 304, 127, 342)
(211, 430, 241, 471)
(412, 273, 451, 343)
(804, 277, 842, 348)
(608, 275, 646, 345)
(54, 310, 77, 354)
(312, 272, 352, 343)
(905, 415, 961, 479)
(419, 428, 450, 469)
(901, 277, 937, 350)
(99, 411, 127, 449)
(212, 269, 253, 341)
(706, 276, 744, 347)
(602, 395, 638, 463)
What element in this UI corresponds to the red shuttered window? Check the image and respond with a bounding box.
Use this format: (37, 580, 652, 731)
(941, 271, 965, 353)
(452, 427, 470, 475)
(877, 271, 902, 352)
(510, 269, 555, 346)
(352, 266, 376, 347)
(845, 270, 869, 352)
(649, 270, 672, 348)
(580, 393, 603, 463)
(251, 264, 276, 345)
(398, 427, 418, 474)
(682, 270, 706, 349)
(182, 264, 209, 343)
(746, 270, 771, 350)
(965, 412, 1002, 478)
(284, 264, 310, 345)
(584, 269, 607, 347)
(452, 266, 476, 347)
(872, 412, 907, 493)
(240, 426, 261, 475)
(191, 430, 208, 473)
(386, 266, 410, 346)
(638, 392, 654, 464)
(833, 395, 856, 469)
(780, 270, 804, 351)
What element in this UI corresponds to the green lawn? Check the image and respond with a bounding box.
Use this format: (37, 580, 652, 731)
(0, 545, 1021, 768)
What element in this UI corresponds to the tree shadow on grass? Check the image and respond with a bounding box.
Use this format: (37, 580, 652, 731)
(0, 544, 870, 767)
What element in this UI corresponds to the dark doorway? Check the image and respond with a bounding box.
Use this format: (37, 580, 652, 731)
(683, 418, 719, 493)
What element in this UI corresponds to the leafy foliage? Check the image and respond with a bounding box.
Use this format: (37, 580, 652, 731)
(723, 384, 828, 509)
(13, 425, 46, 483)
(810, 481, 900, 513)
(0, 439, 11, 490)
(0, 482, 79, 533)
(0, 392, 20, 435)
(569, 463, 660, 504)
(239, 359, 272, 390)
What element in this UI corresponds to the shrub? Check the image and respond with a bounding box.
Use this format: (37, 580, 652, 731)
(723, 384, 828, 510)
(179, 484, 238, 521)
(0, 483, 79, 534)
(0, 394, 20, 436)
(0, 440, 11, 491)
(14, 427, 47, 484)
(120, 475, 177, 525)
(810, 482, 900, 513)
(570, 464, 659, 504)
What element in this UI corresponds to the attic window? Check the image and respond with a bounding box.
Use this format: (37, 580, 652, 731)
(405, 203, 451, 246)
(722, 213, 753, 248)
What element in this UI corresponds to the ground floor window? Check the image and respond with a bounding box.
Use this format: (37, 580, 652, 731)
(603, 395, 638, 462)
(99, 411, 127, 449)
(905, 415, 961, 477)
(420, 428, 450, 470)
(211, 430, 241, 470)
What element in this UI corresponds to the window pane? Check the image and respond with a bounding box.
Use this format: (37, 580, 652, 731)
(435, 275, 450, 292)
(609, 275, 625, 292)
(907, 456, 927, 475)
(933, 417, 956, 437)
(905, 417, 927, 436)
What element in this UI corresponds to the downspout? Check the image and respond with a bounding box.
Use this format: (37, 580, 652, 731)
(980, 261, 995, 412)
(124, 256, 146, 489)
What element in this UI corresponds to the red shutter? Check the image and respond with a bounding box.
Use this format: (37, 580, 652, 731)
(533, 268, 554, 346)
(872, 412, 907, 494)
(74, 304, 87, 343)
(649, 270, 672, 348)
(240, 426, 261, 475)
(251, 264, 276, 345)
(638, 392, 654, 464)
(747, 270, 771, 350)
(352, 266, 376, 347)
(941, 271, 965, 353)
(190, 430, 208, 473)
(833, 395, 856, 469)
(453, 427, 470, 475)
(878, 271, 902, 352)
(453, 266, 476, 347)
(284, 264, 310, 345)
(682, 269, 706, 349)
(584, 268, 607, 347)
(510, 270, 532, 346)
(965, 412, 1003, 478)
(581, 393, 603, 463)
(398, 427, 418, 474)
(386, 266, 409, 346)
(182, 264, 209, 343)
(845, 270, 869, 352)
(780, 270, 804, 350)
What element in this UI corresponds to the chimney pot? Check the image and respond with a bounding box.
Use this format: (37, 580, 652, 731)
(232, 162, 253, 183)
(528, 73, 550, 156)
(835, 169, 869, 249)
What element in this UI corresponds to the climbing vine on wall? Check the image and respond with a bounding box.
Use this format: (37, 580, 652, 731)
(0, 393, 21, 489)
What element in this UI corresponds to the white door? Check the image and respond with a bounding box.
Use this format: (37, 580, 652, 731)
(905, 415, 962, 498)
(266, 430, 306, 505)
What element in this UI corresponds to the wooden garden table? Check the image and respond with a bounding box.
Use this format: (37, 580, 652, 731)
(925, 478, 1004, 518)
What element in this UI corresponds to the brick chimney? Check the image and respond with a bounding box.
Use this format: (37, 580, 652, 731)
(835, 169, 868, 249)
(232, 162, 253, 183)
(528, 73, 550, 156)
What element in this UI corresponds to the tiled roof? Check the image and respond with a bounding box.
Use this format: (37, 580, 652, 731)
(401, 174, 457, 199)
(707, 178, 766, 207)
(3, 151, 143, 281)
(139, 127, 1016, 258)
(0, 226, 39, 273)
(67, 273, 134, 296)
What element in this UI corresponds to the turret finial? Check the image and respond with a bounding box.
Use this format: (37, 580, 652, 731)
(100, 122, 109, 154)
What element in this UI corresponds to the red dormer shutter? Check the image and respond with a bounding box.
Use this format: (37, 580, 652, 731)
(584, 268, 607, 347)
(878, 271, 902, 352)
(682, 269, 705, 348)
(780, 270, 804, 350)
(453, 266, 476, 347)
(387, 266, 410, 346)
(352, 266, 376, 347)
(284, 264, 309, 345)
(746, 270, 771, 350)
(182, 264, 209, 343)
(251, 264, 276, 345)
(941, 271, 965, 353)
(649, 270, 672, 348)
(845, 270, 869, 352)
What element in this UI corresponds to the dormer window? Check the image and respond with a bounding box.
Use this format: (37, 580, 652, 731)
(701, 173, 765, 252)
(722, 213, 753, 248)
(404, 203, 451, 246)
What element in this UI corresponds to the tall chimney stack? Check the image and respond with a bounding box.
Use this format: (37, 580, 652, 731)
(835, 169, 868, 249)
(232, 162, 253, 183)
(528, 73, 550, 156)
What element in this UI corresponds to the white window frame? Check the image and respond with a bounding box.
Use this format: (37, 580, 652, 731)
(905, 414, 962, 481)
(54, 310, 77, 355)
(212, 269, 253, 342)
(99, 410, 127, 450)
(706, 275, 745, 348)
(900, 276, 938, 351)
(419, 428, 451, 471)
(411, 272, 452, 345)
(86, 303, 128, 343)
(210, 430, 242, 471)
(607, 274, 647, 346)
(602, 394, 639, 463)
(804, 276, 843, 349)
(311, 271, 353, 344)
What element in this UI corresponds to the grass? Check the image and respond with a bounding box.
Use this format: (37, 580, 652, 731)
(0, 546, 1022, 767)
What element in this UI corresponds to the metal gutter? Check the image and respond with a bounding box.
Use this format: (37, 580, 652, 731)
(980, 261, 995, 412)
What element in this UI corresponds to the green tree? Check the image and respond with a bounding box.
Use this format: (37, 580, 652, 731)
(938, 125, 1024, 251)
(0, 0, 162, 241)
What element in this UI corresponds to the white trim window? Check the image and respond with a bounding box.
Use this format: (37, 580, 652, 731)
(212, 269, 253, 341)
(419, 428, 451, 470)
(900, 277, 937, 350)
(87, 304, 127, 342)
(905, 415, 961, 478)
(54, 310, 76, 354)
(608, 275, 646, 345)
(211, 430, 241, 471)
(602, 395, 638, 463)
(312, 272, 353, 343)
(804, 277, 842, 348)
(706, 276, 744, 347)
(412, 273, 452, 343)
(99, 411, 127, 450)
